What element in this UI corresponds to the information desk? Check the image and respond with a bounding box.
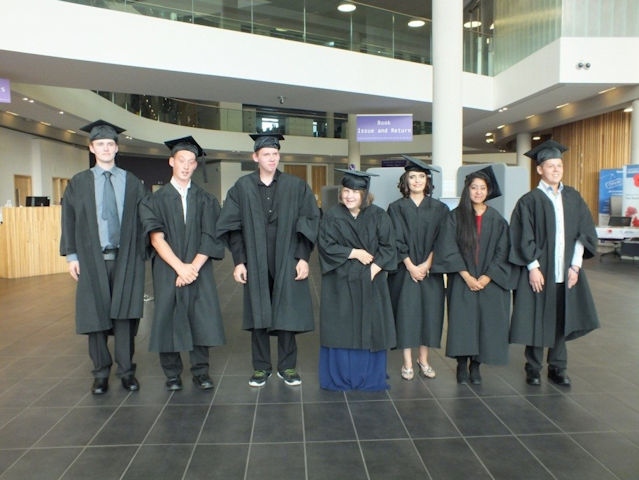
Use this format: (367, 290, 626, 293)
(0, 206, 68, 278)
(596, 227, 639, 240)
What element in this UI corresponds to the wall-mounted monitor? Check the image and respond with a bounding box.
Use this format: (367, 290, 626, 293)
(25, 196, 50, 206)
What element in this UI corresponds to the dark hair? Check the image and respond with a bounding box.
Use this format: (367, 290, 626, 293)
(455, 171, 490, 261)
(397, 170, 434, 198)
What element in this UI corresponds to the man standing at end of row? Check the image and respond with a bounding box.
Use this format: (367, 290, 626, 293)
(509, 139, 599, 387)
(216, 133, 320, 387)
(60, 120, 147, 395)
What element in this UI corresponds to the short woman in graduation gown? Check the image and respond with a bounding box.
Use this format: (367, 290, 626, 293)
(318, 169, 397, 391)
(387, 156, 449, 381)
(436, 167, 512, 384)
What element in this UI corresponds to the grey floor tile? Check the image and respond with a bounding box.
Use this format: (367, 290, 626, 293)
(60, 445, 138, 480)
(144, 405, 209, 444)
(414, 438, 492, 480)
(246, 443, 305, 480)
(185, 444, 249, 480)
(0, 447, 81, 480)
(571, 432, 639, 480)
(394, 399, 459, 438)
(36, 406, 116, 447)
(467, 436, 553, 479)
(122, 444, 193, 480)
(437, 398, 510, 437)
(482, 396, 561, 435)
(252, 403, 303, 443)
(91, 405, 163, 446)
(198, 404, 255, 444)
(520, 434, 619, 480)
(360, 440, 428, 479)
(303, 402, 357, 441)
(306, 442, 367, 480)
(349, 401, 408, 440)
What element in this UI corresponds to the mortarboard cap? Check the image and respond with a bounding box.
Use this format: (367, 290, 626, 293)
(250, 133, 285, 152)
(524, 140, 568, 165)
(79, 119, 125, 142)
(401, 154, 440, 174)
(465, 165, 502, 200)
(335, 168, 379, 190)
(164, 136, 204, 158)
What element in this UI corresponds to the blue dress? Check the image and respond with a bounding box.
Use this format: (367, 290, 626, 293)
(317, 203, 397, 392)
(319, 347, 389, 391)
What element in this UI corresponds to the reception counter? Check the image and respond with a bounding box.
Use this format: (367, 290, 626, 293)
(0, 206, 68, 278)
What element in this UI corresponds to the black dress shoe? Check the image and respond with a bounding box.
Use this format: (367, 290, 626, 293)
(456, 363, 469, 385)
(193, 374, 214, 390)
(469, 361, 482, 385)
(121, 375, 140, 392)
(548, 368, 571, 386)
(91, 377, 109, 395)
(526, 370, 541, 386)
(166, 376, 183, 391)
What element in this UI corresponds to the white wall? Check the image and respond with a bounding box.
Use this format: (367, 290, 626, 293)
(0, 128, 87, 205)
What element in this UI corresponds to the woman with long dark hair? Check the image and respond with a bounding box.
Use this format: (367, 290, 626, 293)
(437, 167, 512, 384)
(387, 156, 449, 381)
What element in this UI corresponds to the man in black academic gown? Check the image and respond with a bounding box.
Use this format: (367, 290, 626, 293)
(216, 133, 320, 387)
(60, 120, 147, 394)
(509, 140, 599, 387)
(139, 136, 225, 391)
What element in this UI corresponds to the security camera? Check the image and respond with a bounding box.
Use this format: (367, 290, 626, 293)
(278, 96, 285, 104)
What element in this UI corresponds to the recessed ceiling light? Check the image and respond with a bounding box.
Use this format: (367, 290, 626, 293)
(497, 124, 505, 129)
(58, 111, 65, 115)
(407, 19, 425, 28)
(532, 135, 541, 140)
(40, 121, 51, 126)
(598, 87, 616, 94)
(463, 21, 481, 28)
(498, 107, 508, 112)
(6, 111, 19, 116)
(337, 2, 356, 13)
(526, 114, 535, 119)
(624, 106, 633, 113)
(66, 129, 76, 134)
(556, 103, 569, 109)
(485, 132, 493, 137)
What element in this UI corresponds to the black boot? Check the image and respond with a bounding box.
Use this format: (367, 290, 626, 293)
(469, 360, 481, 385)
(456, 357, 469, 384)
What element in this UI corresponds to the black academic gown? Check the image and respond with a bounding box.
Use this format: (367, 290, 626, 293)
(319, 203, 397, 352)
(216, 171, 320, 333)
(139, 182, 226, 353)
(509, 187, 600, 347)
(60, 169, 147, 334)
(387, 196, 449, 349)
(436, 207, 512, 364)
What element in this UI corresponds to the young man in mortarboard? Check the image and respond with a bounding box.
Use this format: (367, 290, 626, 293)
(216, 133, 320, 387)
(509, 140, 599, 387)
(139, 136, 226, 391)
(60, 120, 147, 395)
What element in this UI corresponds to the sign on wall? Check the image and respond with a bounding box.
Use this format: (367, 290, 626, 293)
(0, 79, 10, 103)
(356, 114, 413, 142)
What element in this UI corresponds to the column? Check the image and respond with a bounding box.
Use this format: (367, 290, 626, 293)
(631, 99, 639, 164)
(432, 0, 463, 197)
(347, 113, 360, 170)
(516, 132, 532, 186)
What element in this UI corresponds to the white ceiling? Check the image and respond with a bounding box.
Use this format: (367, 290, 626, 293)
(0, 1, 636, 161)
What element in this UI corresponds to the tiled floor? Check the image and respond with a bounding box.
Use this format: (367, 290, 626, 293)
(0, 253, 638, 479)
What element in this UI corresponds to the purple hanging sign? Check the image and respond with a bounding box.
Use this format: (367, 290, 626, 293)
(0, 79, 10, 103)
(356, 114, 413, 142)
